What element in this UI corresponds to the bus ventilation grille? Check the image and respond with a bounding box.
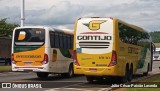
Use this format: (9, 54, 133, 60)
(79, 41, 110, 48)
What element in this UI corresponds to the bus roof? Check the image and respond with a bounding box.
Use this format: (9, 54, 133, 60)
(14, 26, 73, 35)
(52, 27, 74, 35)
(77, 17, 147, 33)
(15, 26, 49, 30)
(115, 18, 146, 33)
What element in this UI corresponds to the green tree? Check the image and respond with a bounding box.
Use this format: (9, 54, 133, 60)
(150, 31, 160, 43)
(0, 18, 19, 37)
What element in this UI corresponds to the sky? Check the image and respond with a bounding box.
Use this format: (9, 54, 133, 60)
(0, 0, 159, 32)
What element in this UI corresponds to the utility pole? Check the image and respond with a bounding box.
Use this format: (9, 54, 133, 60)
(21, 0, 25, 27)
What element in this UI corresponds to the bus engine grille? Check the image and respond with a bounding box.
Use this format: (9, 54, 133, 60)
(79, 41, 110, 48)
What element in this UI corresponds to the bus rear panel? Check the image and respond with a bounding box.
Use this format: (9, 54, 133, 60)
(74, 18, 120, 76)
(12, 27, 49, 72)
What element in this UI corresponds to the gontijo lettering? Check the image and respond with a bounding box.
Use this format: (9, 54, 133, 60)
(16, 55, 41, 58)
(77, 35, 112, 40)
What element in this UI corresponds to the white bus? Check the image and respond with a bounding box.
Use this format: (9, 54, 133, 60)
(12, 26, 74, 78)
(153, 48, 160, 61)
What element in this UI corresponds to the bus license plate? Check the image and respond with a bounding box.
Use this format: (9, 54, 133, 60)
(89, 68, 97, 72)
(25, 62, 32, 65)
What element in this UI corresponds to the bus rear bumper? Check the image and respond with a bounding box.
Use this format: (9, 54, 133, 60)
(12, 65, 48, 72)
(74, 65, 124, 77)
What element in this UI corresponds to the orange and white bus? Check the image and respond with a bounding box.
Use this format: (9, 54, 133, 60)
(12, 26, 74, 78)
(73, 17, 154, 82)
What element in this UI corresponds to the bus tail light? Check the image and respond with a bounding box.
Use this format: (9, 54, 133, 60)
(109, 50, 117, 67)
(73, 50, 80, 66)
(11, 54, 16, 64)
(42, 54, 48, 64)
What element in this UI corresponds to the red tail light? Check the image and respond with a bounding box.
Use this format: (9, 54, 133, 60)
(73, 50, 80, 66)
(42, 54, 48, 64)
(108, 50, 117, 67)
(11, 54, 16, 64)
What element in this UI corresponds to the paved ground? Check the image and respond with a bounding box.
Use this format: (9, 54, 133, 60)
(0, 61, 159, 91)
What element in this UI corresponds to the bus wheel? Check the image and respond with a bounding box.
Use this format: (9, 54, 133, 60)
(143, 63, 149, 76)
(62, 63, 74, 78)
(36, 72, 49, 79)
(128, 65, 133, 82)
(120, 65, 129, 83)
(68, 63, 74, 77)
(86, 76, 94, 83)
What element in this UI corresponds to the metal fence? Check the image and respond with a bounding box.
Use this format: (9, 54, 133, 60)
(0, 58, 11, 66)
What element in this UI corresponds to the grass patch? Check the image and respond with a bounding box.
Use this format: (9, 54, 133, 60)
(0, 66, 12, 72)
(125, 75, 160, 91)
(141, 75, 160, 82)
(126, 88, 160, 91)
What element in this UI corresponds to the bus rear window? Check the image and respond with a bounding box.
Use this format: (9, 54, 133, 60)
(14, 28, 45, 45)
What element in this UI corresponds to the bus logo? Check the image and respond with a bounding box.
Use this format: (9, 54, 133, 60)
(83, 20, 106, 31)
(18, 31, 26, 40)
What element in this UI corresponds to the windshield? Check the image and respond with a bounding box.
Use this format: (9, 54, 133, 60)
(14, 28, 45, 46)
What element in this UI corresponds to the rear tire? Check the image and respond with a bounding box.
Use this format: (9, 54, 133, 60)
(128, 65, 133, 82)
(120, 65, 129, 83)
(61, 63, 74, 78)
(36, 72, 49, 79)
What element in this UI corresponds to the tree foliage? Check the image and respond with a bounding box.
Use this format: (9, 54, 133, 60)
(150, 31, 160, 43)
(0, 18, 19, 37)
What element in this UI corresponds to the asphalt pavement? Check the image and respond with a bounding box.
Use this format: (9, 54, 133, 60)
(0, 61, 159, 91)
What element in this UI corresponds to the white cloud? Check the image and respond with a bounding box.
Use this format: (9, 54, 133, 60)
(0, 0, 159, 31)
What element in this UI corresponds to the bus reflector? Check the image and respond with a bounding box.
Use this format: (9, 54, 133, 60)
(73, 50, 80, 66)
(11, 54, 16, 64)
(42, 54, 48, 64)
(109, 50, 117, 67)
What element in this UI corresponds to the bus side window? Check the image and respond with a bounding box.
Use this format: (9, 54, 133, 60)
(59, 33, 63, 48)
(68, 35, 71, 49)
(55, 33, 60, 48)
(49, 31, 55, 48)
(70, 35, 73, 49)
(63, 34, 67, 49)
